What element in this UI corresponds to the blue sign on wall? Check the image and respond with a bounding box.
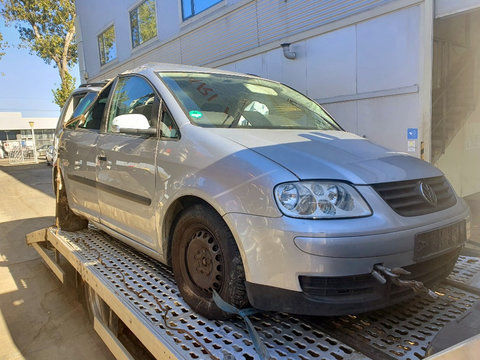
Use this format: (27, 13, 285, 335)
(407, 128, 418, 140)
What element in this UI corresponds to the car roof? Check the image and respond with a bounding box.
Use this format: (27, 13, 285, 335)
(122, 62, 262, 79)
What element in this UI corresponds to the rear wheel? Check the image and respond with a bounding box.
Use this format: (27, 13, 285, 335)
(55, 172, 88, 231)
(172, 204, 248, 319)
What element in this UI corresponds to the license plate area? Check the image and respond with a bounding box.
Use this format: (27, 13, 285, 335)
(414, 221, 466, 261)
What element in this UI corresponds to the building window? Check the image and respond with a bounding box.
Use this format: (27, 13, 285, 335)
(98, 25, 117, 65)
(130, 0, 157, 48)
(182, 0, 222, 20)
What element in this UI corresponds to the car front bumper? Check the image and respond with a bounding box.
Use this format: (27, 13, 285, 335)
(222, 187, 469, 314)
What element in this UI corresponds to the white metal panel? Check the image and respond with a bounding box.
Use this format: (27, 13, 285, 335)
(435, 0, 480, 18)
(323, 101, 359, 134)
(357, 93, 420, 153)
(232, 55, 265, 76)
(306, 25, 357, 99)
(356, 5, 421, 93)
(263, 43, 309, 94)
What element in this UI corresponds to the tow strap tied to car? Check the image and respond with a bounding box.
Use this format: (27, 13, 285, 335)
(212, 290, 272, 360)
(372, 264, 439, 299)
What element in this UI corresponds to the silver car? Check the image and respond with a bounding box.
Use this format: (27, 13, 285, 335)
(55, 63, 470, 319)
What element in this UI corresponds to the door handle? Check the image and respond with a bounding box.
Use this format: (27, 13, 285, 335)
(97, 155, 107, 161)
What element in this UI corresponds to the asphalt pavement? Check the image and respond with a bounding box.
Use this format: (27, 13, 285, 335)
(0, 159, 113, 360)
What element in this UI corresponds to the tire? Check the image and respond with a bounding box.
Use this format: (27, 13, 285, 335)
(55, 173, 88, 231)
(172, 204, 248, 319)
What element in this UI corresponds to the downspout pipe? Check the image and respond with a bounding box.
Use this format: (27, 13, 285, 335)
(281, 43, 296, 60)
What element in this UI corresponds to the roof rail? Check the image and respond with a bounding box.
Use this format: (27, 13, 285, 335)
(79, 80, 109, 88)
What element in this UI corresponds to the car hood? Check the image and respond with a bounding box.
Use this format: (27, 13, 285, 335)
(209, 129, 442, 184)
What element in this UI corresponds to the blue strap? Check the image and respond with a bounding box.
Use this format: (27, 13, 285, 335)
(212, 290, 271, 360)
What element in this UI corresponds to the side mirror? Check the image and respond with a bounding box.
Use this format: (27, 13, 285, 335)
(112, 114, 156, 136)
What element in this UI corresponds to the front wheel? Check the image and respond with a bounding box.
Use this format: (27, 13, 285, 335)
(172, 204, 248, 319)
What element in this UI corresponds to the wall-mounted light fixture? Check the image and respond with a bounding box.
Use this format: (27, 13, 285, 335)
(281, 43, 296, 60)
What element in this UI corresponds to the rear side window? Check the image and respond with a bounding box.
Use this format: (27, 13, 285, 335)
(79, 84, 113, 130)
(72, 92, 97, 119)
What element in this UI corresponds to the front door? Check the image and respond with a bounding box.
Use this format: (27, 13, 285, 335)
(96, 75, 159, 249)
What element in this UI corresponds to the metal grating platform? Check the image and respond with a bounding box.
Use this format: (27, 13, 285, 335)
(448, 256, 480, 285)
(56, 227, 366, 360)
(47, 227, 480, 360)
(305, 285, 479, 360)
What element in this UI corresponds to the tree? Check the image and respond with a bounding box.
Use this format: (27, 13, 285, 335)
(0, 32, 5, 60)
(1, 0, 77, 107)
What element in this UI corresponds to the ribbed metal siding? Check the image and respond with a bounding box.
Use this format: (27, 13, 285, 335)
(181, 2, 259, 65)
(256, 0, 392, 45)
(135, 40, 182, 66)
(180, 0, 395, 66)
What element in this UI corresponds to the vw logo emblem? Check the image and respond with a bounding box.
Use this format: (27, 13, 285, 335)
(418, 182, 437, 207)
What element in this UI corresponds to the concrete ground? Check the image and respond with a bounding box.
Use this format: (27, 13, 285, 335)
(0, 159, 113, 360)
(0, 158, 479, 360)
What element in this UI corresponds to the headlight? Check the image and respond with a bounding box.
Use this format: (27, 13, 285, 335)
(274, 181, 371, 219)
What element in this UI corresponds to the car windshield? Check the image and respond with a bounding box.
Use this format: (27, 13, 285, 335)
(158, 72, 341, 130)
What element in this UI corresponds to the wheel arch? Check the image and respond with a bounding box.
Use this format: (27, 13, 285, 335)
(52, 164, 58, 194)
(163, 195, 228, 267)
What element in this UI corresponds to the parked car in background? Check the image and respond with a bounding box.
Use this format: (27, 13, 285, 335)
(45, 145, 55, 166)
(36, 144, 50, 158)
(55, 63, 470, 320)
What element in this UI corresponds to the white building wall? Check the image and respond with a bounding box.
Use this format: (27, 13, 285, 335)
(75, 0, 431, 155)
(0, 112, 57, 130)
(436, 108, 480, 197)
(217, 5, 426, 153)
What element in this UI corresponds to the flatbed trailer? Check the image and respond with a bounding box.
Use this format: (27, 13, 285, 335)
(26, 226, 480, 360)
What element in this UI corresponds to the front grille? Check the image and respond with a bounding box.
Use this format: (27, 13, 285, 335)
(299, 249, 460, 304)
(372, 176, 456, 216)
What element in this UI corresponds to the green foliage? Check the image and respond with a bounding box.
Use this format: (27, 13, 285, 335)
(0, 32, 5, 59)
(52, 70, 75, 108)
(1, 0, 77, 107)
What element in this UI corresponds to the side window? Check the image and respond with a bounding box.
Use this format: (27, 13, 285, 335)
(79, 84, 113, 130)
(64, 92, 96, 130)
(60, 97, 75, 129)
(72, 92, 98, 120)
(160, 108, 179, 139)
(107, 76, 158, 133)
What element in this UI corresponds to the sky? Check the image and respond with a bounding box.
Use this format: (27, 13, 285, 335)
(0, 20, 79, 119)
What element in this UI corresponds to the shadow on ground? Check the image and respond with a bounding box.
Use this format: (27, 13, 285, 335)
(0, 161, 54, 199)
(0, 217, 114, 360)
